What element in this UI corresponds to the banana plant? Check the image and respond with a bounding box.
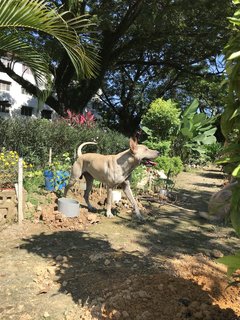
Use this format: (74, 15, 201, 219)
(216, 0, 240, 234)
(179, 99, 217, 161)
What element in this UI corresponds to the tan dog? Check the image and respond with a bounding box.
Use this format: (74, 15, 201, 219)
(64, 138, 159, 219)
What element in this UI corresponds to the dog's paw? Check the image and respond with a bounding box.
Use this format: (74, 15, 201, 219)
(136, 214, 145, 222)
(106, 212, 114, 218)
(89, 206, 97, 213)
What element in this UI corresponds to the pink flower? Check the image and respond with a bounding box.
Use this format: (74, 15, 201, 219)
(64, 109, 95, 127)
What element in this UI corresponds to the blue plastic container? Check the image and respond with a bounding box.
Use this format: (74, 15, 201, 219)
(44, 170, 70, 191)
(44, 170, 54, 191)
(55, 170, 70, 190)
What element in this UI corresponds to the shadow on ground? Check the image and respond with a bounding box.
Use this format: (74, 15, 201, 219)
(20, 226, 240, 319)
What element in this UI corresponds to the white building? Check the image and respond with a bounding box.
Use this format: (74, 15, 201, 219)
(0, 57, 55, 119)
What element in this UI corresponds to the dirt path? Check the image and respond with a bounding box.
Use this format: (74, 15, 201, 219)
(0, 168, 240, 320)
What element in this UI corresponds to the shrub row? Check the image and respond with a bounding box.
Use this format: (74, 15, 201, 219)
(0, 118, 129, 167)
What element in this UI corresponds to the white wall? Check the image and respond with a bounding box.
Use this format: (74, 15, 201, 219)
(0, 58, 55, 119)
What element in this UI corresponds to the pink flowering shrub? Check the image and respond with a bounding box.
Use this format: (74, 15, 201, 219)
(65, 109, 95, 127)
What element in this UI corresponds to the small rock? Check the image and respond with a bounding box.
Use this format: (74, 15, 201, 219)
(122, 310, 129, 318)
(141, 310, 151, 319)
(47, 266, 56, 275)
(138, 290, 148, 298)
(123, 259, 130, 264)
(55, 255, 63, 261)
(87, 213, 100, 224)
(104, 259, 111, 266)
(112, 309, 121, 319)
(43, 312, 50, 318)
(211, 249, 224, 258)
(158, 284, 164, 290)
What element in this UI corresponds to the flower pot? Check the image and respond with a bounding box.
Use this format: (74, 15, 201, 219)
(112, 190, 122, 203)
(58, 197, 80, 217)
(159, 189, 168, 197)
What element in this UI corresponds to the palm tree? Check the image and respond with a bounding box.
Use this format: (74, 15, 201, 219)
(0, 0, 98, 100)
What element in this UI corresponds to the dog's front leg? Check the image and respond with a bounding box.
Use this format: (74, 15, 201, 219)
(121, 180, 143, 220)
(106, 186, 114, 218)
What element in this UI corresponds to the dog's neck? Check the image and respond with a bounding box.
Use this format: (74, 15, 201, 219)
(116, 149, 140, 178)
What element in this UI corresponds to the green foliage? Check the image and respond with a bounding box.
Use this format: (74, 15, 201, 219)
(47, 152, 72, 172)
(218, 252, 240, 286)
(217, 1, 240, 235)
(131, 165, 147, 191)
(176, 99, 217, 163)
(155, 156, 183, 177)
(143, 139, 171, 157)
(0, 118, 128, 168)
(204, 142, 223, 162)
(214, 2, 240, 286)
(219, 252, 240, 277)
(24, 170, 44, 193)
(141, 98, 180, 140)
(0, 148, 19, 188)
(0, 148, 33, 188)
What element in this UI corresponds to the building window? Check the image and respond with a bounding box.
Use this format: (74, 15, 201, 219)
(41, 110, 52, 120)
(21, 106, 33, 117)
(0, 101, 10, 113)
(0, 80, 11, 92)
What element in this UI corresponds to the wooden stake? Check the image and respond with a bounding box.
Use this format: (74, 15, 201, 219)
(18, 157, 23, 224)
(49, 147, 52, 164)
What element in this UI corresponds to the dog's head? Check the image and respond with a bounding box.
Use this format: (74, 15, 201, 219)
(130, 137, 159, 166)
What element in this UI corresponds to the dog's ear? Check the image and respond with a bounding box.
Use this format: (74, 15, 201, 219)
(130, 137, 138, 154)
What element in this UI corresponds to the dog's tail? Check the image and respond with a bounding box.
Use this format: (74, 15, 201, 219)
(77, 142, 97, 157)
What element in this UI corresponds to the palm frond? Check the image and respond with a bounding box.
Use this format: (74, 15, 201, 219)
(0, 32, 52, 101)
(0, 0, 99, 78)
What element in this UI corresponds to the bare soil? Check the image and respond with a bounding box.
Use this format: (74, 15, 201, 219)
(1, 167, 240, 320)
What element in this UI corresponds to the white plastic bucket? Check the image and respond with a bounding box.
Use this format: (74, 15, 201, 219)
(58, 198, 80, 217)
(112, 190, 122, 203)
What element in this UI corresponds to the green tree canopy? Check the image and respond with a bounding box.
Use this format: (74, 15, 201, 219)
(141, 98, 180, 140)
(0, 0, 233, 134)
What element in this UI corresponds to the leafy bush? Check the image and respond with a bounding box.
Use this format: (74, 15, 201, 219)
(0, 148, 32, 188)
(155, 156, 183, 177)
(24, 170, 44, 193)
(175, 99, 217, 163)
(141, 98, 180, 140)
(0, 118, 128, 168)
(144, 140, 171, 156)
(204, 142, 223, 162)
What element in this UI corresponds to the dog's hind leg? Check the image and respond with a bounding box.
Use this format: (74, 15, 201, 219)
(64, 162, 82, 197)
(121, 180, 143, 220)
(83, 172, 97, 212)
